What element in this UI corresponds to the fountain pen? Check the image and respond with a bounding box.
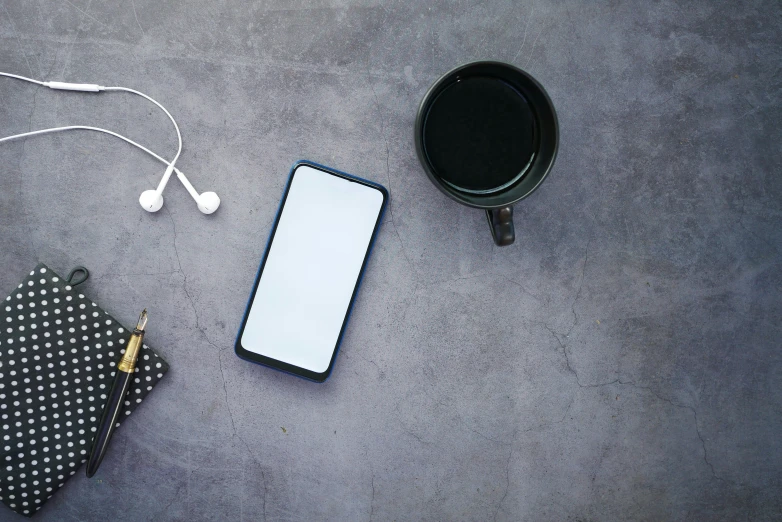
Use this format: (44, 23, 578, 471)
(86, 309, 147, 478)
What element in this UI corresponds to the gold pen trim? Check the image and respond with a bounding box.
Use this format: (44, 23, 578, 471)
(117, 334, 143, 372)
(117, 309, 147, 373)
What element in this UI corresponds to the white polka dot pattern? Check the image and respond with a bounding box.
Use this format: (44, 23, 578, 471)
(0, 264, 169, 517)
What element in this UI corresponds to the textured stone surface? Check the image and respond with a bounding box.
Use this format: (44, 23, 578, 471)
(1, 1, 780, 520)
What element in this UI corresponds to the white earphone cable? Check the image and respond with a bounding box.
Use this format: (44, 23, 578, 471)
(0, 72, 183, 178)
(102, 86, 182, 170)
(0, 72, 46, 86)
(0, 70, 220, 214)
(0, 125, 182, 174)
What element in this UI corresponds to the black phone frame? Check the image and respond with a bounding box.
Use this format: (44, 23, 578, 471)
(234, 160, 388, 382)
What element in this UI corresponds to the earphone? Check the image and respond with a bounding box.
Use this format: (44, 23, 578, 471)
(0, 72, 220, 214)
(139, 167, 221, 214)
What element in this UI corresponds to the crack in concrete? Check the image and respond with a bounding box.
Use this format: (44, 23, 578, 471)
(516, 243, 592, 387)
(217, 348, 268, 519)
(545, 265, 729, 488)
(544, 321, 724, 483)
(165, 207, 268, 518)
(642, 386, 723, 483)
(493, 447, 513, 521)
(392, 397, 433, 446)
(466, 396, 575, 447)
(217, 323, 268, 520)
(218, 348, 235, 428)
(361, 446, 377, 522)
(534, 282, 724, 487)
(355, 352, 382, 376)
(523, 398, 575, 434)
(369, 472, 376, 522)
(164, 207, 219, 346)
(97, 270, 182, 280)
(406, 429, 429, 446)
(459, 398, 576, 520)
(389, 219, 417, 281)
(261, 469, 268, 522)
(365, 35, 418, 283)
(543, 322, 593, 388)
(149, 483, 185, 521)
(531, 288, 727, 481)
(369, 78, 392, 211)
(502, 276, 543, 301)
(590, 444, 611, 484)
(467, 426, 514, 445)
(569, 239, 590, 335)
(693, 410, 720, 480)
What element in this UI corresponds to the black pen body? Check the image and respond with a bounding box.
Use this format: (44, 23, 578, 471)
(86, 316, 145, 478)
(85, 368, 134, 477)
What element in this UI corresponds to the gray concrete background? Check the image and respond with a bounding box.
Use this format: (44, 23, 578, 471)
(1, 0, 780, 520)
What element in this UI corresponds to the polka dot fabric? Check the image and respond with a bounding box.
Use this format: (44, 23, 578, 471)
(0, 264, 169, 517)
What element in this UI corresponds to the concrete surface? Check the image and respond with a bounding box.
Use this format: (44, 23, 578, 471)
(1, 0, 780, 520)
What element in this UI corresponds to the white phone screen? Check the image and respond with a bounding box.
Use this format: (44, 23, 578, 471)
(239, 164, 385, 376)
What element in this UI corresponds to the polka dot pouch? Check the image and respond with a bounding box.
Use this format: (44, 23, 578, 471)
(0, 263, 169, 517)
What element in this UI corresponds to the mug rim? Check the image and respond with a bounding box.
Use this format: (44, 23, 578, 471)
(414, 61, 559, 210)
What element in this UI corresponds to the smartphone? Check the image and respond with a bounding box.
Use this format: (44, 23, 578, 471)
(234, 161, 388, 382)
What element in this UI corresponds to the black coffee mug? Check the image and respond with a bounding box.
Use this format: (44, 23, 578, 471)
(415, 61, 558, 246)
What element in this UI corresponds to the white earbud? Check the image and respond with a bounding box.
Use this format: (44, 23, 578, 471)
(196, 192, 221, 214)
(176, 170, 220, 214)
(139, 165, 221, 214)
(139, 189, 164, 212)
(139, 165, 175, 213)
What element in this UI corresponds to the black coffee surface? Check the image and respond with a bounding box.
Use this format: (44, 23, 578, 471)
(422, 76, 536, 193)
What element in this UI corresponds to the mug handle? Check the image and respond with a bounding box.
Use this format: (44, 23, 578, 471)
(486, 206, 515, 246)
